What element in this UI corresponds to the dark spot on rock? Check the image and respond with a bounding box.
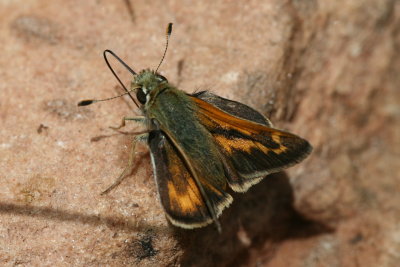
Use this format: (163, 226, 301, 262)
(37, 124, 49, 134)
(349, 233, 364, 244)
(11, 15, 60, 45)
(126, 233, 158, 261)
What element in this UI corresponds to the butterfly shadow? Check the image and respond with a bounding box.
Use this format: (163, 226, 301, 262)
(172, 171, 333, 266)
(0, 201, 170, 233)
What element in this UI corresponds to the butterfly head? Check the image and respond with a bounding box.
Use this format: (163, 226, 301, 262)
(132, 69, 168, 105)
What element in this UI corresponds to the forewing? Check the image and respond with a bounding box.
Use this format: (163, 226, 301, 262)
(148, 130, 232, 229)
(191, 91, 272, 126)
(192, 97, 312, 192)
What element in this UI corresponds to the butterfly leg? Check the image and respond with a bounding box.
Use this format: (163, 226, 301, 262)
(101, 132, 148, 195)
(90, 117, 146, 142)
(109, 116, 146, 131)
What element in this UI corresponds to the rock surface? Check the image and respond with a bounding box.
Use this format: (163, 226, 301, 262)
(0, 0, 398, 266)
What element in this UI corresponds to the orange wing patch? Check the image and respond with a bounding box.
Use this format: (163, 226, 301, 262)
(166, 173, 203, 215)
(214, 134, 288, 155)
(214, 135, 254, 154)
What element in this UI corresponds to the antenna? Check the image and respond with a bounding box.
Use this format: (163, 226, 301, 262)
(155, 23, 173, 73)
(77, 88, 139, 106)
(78, 23, 173, 108)
(77, 50, 140, 107)
(103, 50, 139, 107)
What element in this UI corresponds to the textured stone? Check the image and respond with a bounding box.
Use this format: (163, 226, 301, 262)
(0, 0, 398, 266)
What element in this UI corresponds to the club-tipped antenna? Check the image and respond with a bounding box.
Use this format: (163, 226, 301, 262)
(103, 49, 140, 107)
(77, 88, 139, 106)
(155, 23, 173, 73)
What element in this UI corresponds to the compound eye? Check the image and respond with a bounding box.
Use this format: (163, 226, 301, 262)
(157, 74, 168, 82)
(136, 88, 147, 104)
